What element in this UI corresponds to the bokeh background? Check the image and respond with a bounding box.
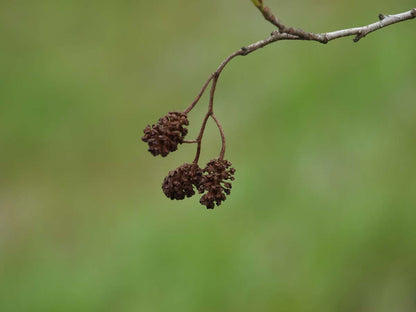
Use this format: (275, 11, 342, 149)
(1, 0, 415, 311)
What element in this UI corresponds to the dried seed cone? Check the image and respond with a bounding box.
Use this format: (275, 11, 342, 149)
(199, 159, 236, 209)
(142, 111, 189, 157)
(162, 163, 203, 200)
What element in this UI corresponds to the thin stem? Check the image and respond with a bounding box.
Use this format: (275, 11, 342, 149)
(211, 113, 226, 160)
(185, 50, 243, 114)
(190, 51, 243, 163)
(215, 50, 243, 76)
(193, 112, 211, 164)
(183, 140, 198, 144)
(208, 75, 219, 113)
(183, 51, 244, 115)
(183, 73, 214, 114)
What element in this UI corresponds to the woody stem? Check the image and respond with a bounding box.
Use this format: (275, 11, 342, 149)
(211, 114, 226, 160)
(193, 113, 210, 164)
(183, 73, 214, 114)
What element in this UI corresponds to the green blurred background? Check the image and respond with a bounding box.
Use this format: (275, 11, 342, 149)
(1, 0, 415, 311)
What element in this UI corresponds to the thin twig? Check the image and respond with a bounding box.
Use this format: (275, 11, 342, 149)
(211, 113, 226, 160)
(326, 8, 416, 42)
(252, 4, 416, 44)
(208, 75, 219, 113)
(188, 52, 243, 163)
(184, 50, 243, 116)
(183, 73, 214, 114)
(193, 112, 211, 164)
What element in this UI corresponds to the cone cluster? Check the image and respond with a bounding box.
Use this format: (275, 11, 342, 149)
(142, 112, 236, 209)
(161, 159, 235, 209)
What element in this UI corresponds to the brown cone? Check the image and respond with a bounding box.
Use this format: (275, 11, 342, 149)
(142, 111, 189, 157)
(198, 159, 236, 209)
(162, 163, 203, 200)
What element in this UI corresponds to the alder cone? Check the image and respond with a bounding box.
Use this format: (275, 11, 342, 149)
(142, 111, 189, 157)
(199, 159, 236, 209)
(162, 163, 203, 200)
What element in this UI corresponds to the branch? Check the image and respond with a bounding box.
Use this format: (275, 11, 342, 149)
(211, 113, 226, 160)
(252, 2, 415, 43)
(182, 5, 415, 162)
(326, 9, 416, 42)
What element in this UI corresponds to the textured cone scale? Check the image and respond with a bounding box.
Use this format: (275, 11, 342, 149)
(199, 159, 236, 209)
(162, 163, 203, 200)
(142, 111, 189, 157)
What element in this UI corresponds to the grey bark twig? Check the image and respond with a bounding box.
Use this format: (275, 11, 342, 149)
(242, 7, 416, 54)
(183, 3, 415, 161)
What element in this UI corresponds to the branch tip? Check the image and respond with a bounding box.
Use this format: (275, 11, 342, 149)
(251, 0, 263, 9)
